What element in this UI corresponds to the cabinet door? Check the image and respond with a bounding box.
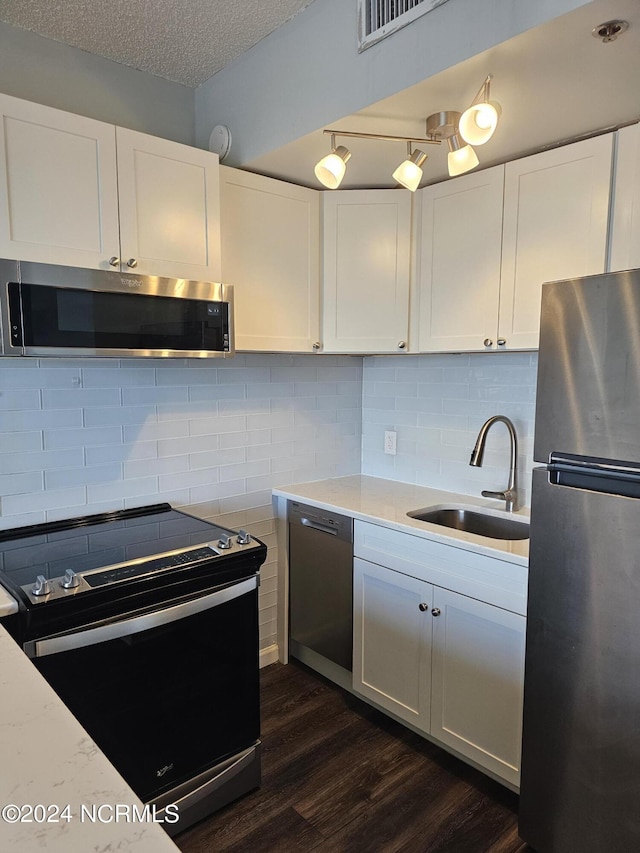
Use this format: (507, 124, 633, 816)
(220, 167, 320, 352)
(430, 586, 525, 787)
(609, 123, 640, 272)
(499, 134, 613, 349)
(116, 127, 221, 280)
(0, 93, 120, 269)
(417, 166, 504, 352)
(322, 190, 411, 353)
(353, 557, 432, 730)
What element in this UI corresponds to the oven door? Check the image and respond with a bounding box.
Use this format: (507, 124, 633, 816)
(27, 575, 259, 803)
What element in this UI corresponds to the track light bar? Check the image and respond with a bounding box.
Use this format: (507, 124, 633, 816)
(313, 75, 501, 189)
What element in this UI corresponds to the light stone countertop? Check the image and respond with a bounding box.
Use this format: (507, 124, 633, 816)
(273, 475, 529, 566)
(0, 624, 179, 852)
(0, 586, 18, 617)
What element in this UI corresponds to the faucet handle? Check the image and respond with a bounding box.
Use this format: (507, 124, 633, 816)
(482, 488, 519, 513)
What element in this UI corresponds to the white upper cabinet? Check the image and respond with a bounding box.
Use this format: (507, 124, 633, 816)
(499, 134, 613, 349)
(322, 189, 411, 353)
(219, 167, 320, 352)
(609, 123, 640, 272)
(417, 166, 505, 352)
(0, 94, 221, 280)
(116, 127, 221, 280)
(416, 135, 613, 353)
(0, 93, 120, 269)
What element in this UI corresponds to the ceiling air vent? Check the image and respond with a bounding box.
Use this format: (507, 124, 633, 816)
(358, 0, 451, 51)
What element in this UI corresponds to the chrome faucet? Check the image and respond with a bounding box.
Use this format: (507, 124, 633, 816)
(469, 415, 519, 512)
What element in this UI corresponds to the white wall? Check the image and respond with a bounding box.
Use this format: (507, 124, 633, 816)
(0, 21, 195, 146)
(195, 0, 591, 164)
(0, 353, 363, 653)
(361, 352, 538, 508)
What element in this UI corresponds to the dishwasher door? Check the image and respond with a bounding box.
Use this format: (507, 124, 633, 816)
(288, 501, 353, 673)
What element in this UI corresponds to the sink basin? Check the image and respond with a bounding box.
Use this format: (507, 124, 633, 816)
(407, 506, 529, 541)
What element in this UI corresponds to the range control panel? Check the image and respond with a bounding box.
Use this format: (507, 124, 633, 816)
(21, 530, 260, 604)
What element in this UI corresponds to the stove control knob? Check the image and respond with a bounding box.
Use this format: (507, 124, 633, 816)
(236, 529, 251, 545)
(217, 534, 232, 550)
(61, 569, 80, 590)
(32, 575, 53, 597)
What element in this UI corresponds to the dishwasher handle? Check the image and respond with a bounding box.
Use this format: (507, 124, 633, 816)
(300, 517, 339, 536)
(287, 500, 352, 543)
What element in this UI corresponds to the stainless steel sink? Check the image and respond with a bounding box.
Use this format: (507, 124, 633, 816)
(407, 505, 529, 540)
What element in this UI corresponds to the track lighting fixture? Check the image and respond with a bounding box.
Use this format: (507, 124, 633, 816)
(447, 133, 480, 177)
(393, 143, 428, 192)
(459, 75, 501, 146)
(313, 75, 500, 189)
(314, 134, 352, 189)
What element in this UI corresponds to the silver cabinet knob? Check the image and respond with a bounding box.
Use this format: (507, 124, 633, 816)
(398, 341, 407, 350)
(109, 256, 120, 267)
(312, 342, 321, 351)
(126, 258, 138, 269)
(418, 602, 429, 612)
(217, 534, 232, 550)
(497, 338, 507, 347)
(483, 338, 493, 348)
(432, 607, 441, 617)
(61, 569, 80, 590)
(32, 575, 52, 596)
(236, 529, 251, 545)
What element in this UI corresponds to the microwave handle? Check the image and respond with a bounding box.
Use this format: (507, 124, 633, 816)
(25, 575, 257, 659)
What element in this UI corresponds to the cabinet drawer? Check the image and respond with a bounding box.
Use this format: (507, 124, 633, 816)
(354, 520, 527, 615)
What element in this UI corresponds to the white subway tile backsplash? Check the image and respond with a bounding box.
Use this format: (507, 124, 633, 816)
(0, 448, 84, 475)
(0, 471, 44, 496)
(0, 350, 536, 653)
(86, 407, 151, 427)
(45, 463, 123, 489)
(3, 486, 87, 516)
(0, 409, 82, 431)
(361, 352, 538, 506)
(0, 389, 41, 410)
(44, 426, 123, 450)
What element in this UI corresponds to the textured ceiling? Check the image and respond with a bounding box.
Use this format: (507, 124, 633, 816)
(0, 0, 316, 87)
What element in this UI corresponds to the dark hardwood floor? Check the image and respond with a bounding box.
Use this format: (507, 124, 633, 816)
(176, 661, 532, 853)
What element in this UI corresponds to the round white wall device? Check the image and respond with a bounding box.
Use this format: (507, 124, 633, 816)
(208, 125, 232, 161)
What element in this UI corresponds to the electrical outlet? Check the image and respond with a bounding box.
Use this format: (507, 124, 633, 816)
(384, 430, 397, 455)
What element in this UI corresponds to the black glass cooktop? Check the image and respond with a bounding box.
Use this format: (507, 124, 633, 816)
(0, 503, 231, 591)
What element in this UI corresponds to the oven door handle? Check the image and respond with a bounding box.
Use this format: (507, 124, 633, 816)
(26, 575, 257, 659)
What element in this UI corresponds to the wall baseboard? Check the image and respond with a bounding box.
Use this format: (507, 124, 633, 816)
(259, 644, 279, 668)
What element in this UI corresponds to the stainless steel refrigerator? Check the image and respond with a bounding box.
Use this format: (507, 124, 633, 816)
(519, 269, 640, 852)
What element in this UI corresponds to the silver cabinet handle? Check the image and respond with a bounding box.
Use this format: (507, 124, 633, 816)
(126, 258, 138, 269)
(432, 607, 441, 617)
(109, 256, 120, 267)
(497, 338, 507, 347)
(483, 338, 493, 348)
(398, 341, 407, 350)
(312, 341, 321, 351)
(418, 602, 429, 612)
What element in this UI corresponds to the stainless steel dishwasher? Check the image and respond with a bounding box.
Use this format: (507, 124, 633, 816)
(288, 501, 353, 684)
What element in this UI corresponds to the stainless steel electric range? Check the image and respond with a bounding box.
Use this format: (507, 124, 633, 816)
(0, 502, 267, 836)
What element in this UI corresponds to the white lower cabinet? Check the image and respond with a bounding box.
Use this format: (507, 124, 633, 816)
(430, 586, 525, 788)
(353, 557, 432, 731)
(352, 521, 527, 788)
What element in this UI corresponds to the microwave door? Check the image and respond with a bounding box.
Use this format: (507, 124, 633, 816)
(8, 280, 232, 358)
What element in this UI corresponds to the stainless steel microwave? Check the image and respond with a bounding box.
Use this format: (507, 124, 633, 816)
(0, 258, 234, 358)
